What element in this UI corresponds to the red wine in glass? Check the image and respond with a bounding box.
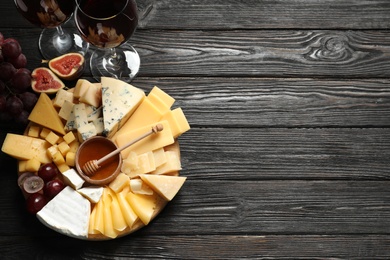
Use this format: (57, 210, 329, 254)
(14, 0, 89, 59)
(75, 0, 140, 81)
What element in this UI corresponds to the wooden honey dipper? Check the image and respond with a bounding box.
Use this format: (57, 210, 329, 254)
(82, 124, 164, 176)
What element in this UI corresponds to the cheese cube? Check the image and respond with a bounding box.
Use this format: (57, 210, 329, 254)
(53, 89, 74, 107)
(40, 128, 51, 139)
(73, 79, 90, 98)
(52, 151, 66, 166)
(45, 131, 61, 145)
(66, 152, 76, 167)
(26, 158, 41, 172)
(58, 141, 70, 156)
(79, 83, 101, 107)
(59, 100, 75, 121)
(57, 163, 70, 173)
(63, 131, 76, 144)
(18, 160, 27, 173)
(69, 140, 80, 153)
(47, 145, 59, 159)
(77, 122, 97, 141)
(62, 168, 85, 190)
(27, 125, 40, 138)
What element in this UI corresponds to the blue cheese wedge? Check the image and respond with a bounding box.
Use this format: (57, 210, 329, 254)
(36, 186, 91, 239)
(101, 77, 145, 138)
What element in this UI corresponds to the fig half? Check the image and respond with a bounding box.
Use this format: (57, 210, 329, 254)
(31, 67, 65, 94)
(48, 52, 85, 80)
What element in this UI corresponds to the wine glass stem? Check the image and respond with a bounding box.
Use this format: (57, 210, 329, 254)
(56, 26, 65, 37)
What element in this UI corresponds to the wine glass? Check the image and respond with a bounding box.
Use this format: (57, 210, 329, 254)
(74, 0, 140, 81)
(14, 0, 89, 60)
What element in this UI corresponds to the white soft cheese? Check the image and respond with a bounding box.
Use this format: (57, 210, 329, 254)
(77, 186, 104, 203)
(36, 186, 91, 239)
(62, 168, 85, 190)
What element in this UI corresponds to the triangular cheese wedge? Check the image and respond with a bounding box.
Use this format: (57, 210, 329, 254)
(101, 77, 145, 138)
(28, 93, 66, 135)
(140, 174, 186, 201)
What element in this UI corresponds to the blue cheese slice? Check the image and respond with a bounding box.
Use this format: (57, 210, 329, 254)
(36, 186, 91, 239)
(101, 77, 145, 138)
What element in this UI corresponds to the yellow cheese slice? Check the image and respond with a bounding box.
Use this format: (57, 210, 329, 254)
(161, 107, 190, 138)
(140, 174, 186, 201)
(2, 133, 51, 163)
(149, 86, 175, 107)
(107, 188, 127, 232)
(28, 93, 66, 135)
(126, 191, 161, 225)
(115, 120, 175, 159)
(111, 98, 162, 142)
(147, 92, 171, 114)
(117, 186, 139, 228)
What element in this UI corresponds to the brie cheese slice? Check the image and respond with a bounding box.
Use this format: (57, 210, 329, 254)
(37, 186, 91, 239)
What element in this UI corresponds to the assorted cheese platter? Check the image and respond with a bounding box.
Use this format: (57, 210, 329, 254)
(1, 76, 190, 240)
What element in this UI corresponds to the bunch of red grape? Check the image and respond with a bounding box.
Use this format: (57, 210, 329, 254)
(0, 32, 38, 125)
(18, 163, 66, 214)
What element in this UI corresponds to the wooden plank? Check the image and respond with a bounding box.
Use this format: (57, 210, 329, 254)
(179, 128, 390, 180)
(2, 29, 390, 78)
(132, 77, 390, 127)
(1, 235, 389, 259)
(133, 30, 390, 77)
(1, 179, 389, 235)
(3, 1, 390, 29)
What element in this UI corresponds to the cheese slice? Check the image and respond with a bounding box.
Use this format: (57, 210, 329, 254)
(140, 174, 186, 201)
(28, 93, 66, 135)
(126, 191, 161, 225)
(36, 186, 91, 239)
(78, 186, 104, 203)
(2, 133, 51, 163)
(101, 77, 145, 138)
(115, 120, 174, 159)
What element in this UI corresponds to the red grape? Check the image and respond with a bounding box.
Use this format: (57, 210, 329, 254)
(26, 193, 47, 214)
(44, 179, 65, 199)
(17, 172, 35, 189)
(8, 53, 27, 68)
(38, 163, 60, 182)
(2, 40, 22, 59)
(15, 109, 29, 125)
(0, 80, 6, 94)
(6, 95, 23, 116)
(23, 175, 44, 194)
(0, 62, 17, 81)
(9, 69, 31, 93)
(18, 92, 38, 111)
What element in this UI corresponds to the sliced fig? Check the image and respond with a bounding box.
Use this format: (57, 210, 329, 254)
(48, 52, 85, 80)
(31, 67, 65, 94)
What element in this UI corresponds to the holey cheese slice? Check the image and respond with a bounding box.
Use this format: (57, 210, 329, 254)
(101, 77, 145, 138)
(37, 187, 91, 239)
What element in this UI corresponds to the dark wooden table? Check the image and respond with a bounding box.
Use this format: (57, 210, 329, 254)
(1, 0, 390, 259)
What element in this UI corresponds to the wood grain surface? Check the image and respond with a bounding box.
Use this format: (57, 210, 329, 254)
(0, 0, 389, 259)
